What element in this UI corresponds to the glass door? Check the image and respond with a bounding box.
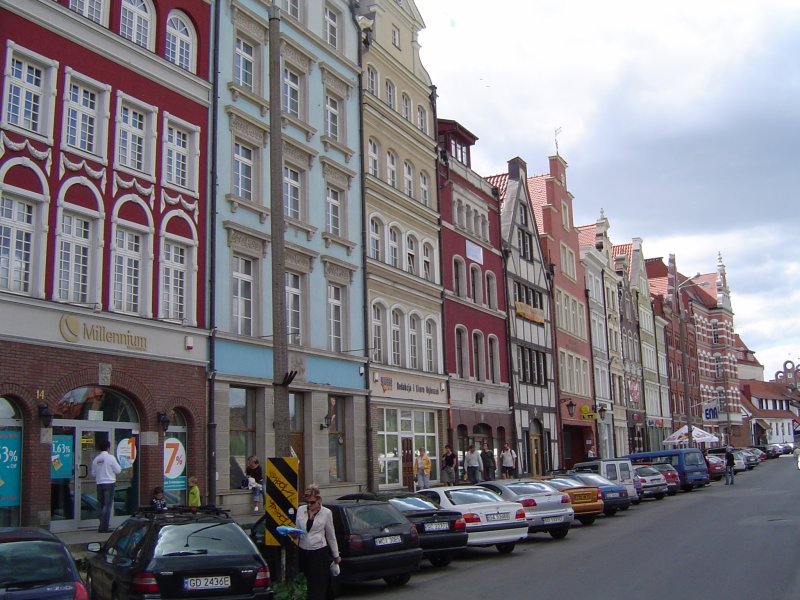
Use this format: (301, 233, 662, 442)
(77, 427, 112, 529)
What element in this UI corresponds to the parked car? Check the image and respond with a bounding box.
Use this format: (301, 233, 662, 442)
(740, 449, 760, 470)
(0, 527, 89, 600)
(564, 472, 632, 515)
(417, 486, 528, 554)
(254, 497, 421, 588)
(705, 454, 726, 481)
(754, 444, 781, 459)
(627, 449, 709, 491)
(374, 492, 468, 567)
(572, 458, 638, 505)
(632, 466, 668, 500)
(88, 506, 273, 600)
(538, 477, 604, 526)
(746, 447, 767, 462)
(732, 450, 747, 473)
(477, 479, 574, 539)
(642, 463, 680, 495)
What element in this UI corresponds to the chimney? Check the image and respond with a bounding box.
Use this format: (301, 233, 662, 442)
(507, 157, 527, 182)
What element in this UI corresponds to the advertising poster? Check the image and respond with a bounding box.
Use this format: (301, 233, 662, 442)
(116, 437, 137, 469)
(51, 434, 74, 480)
(0, 430, 21, 507)
(163, 437, 187, 492)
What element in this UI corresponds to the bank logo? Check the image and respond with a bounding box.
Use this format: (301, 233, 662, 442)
(59, 315, 80, 343)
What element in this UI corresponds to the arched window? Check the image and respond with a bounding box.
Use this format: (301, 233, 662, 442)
(470, 264, 482, 304)
(714, 355, 723, 378)
(420, 171, 430, 206)
(166, 13, 196, 72)
(386, 151, 397, 188)
(406, 234, 417, 274)
(366, 65, 378, 95)
(120, 0, 153, 50)
(424, 319, 436, 373)
(372, 304, 384, 362)
(488, 336, 499, 383)
(409, 315, 420, 370)
(384, 79, 396, 109)
(367, 138, 379, 177)
(391, 309, 403, 366)
(472, 331, 485, 380)
(485, 272, 497, 309)
(423, 243, 434, 282)
(403, 160, 414, 198)
(369, 217, 383, 260)
(388, 226, 400, 268)
(453, 257, 466, 297)
(401, 93, 412, 120)
(455, 327, 467, 378)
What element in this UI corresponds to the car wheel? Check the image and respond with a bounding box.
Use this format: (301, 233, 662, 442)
(655, 494, 665, 500)
(384, 573, 411, 586)
(577, 516, 596, 526)
(495, 543, 516, 554)
(549, 527, 569, 540)
(429, 555, 452, 568)
(604, 508, 617, 517)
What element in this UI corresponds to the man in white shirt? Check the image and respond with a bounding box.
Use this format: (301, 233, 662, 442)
(500, 443, 517, 479)
(464, 445, 483, 484)
(92, 439, 121, 533)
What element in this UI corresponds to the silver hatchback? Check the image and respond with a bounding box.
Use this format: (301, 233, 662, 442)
(478, 480, 575, 540)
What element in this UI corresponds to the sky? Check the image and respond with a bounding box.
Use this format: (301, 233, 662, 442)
(414, 0, 800, 382)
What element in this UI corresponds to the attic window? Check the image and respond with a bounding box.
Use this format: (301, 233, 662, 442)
(450, 138, 468, 165)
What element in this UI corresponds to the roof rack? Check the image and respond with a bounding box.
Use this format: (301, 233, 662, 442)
(133, 505, 232, 518)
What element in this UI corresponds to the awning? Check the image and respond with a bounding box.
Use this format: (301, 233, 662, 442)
(754, 419, 772, 430)
(663, 425, 720, 445)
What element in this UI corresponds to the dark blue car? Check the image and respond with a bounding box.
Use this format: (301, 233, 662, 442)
(566, 472, 632, 516)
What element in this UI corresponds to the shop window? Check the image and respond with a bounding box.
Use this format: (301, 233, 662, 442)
(327, 396, 346, 482)
(229, 387, 255, 489)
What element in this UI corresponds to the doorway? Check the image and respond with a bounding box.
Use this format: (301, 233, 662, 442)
(529, 433, 543, 477)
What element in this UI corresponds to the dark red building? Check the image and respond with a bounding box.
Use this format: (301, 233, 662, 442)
(0, 0, 210, 531)
(437, 119, 511, 474)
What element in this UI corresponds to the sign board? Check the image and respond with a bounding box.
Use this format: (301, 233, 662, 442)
(163, 437, 187, 492)
(703, 400, 720, 422)
(51, 434, 74, 480)
(0, 431, 21, 507)
(264, 457, 299, 547)
(465, 240, 484, 265)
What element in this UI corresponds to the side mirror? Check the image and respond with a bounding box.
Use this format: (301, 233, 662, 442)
(87, 542, 101, 552)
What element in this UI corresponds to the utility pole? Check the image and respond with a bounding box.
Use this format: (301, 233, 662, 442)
(268, 4, 291, 457)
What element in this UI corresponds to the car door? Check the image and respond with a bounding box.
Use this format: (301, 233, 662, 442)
(94, 521, 148, 599)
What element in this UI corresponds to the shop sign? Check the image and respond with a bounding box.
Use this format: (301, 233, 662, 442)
(59, 314, 148, 351)
(375, 374, 443, 401)
(163, 437, 187, 492)
(0, 431, 21, 507)
(51, 434, 74, 480)
(515, 302, 545, 324)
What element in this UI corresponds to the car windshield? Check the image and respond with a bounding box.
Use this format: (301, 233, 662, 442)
(505, 482, 557, 495)
(154, 521, 253, 557)
(636, 466, 659, 476)
(684, 452, 705, 466)
(445, 488, 503, 505)
(388, 496, 438, 512)
(0, 540, 73, 585)
(346, 504, 406, 530)
(573, 474, 613, 487)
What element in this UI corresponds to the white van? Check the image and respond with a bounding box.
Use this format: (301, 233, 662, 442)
(572, 458, 639, 505)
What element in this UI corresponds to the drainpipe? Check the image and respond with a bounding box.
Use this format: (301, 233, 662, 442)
(585, 286, 599, 458)
(600, 269, 617, 457)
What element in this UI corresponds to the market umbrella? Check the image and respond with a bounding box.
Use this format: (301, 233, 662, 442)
(663, 425, 719, 445)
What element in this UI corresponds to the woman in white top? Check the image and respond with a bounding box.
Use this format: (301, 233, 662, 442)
(295, 484, 341, 600)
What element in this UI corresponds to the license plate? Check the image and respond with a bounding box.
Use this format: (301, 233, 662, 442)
(184, 576, 230, 591)
(424, 522, 449, 532)
(542, 516, 563, 524)
(375, 535, 401, 546)
(606, 492, 619, 498)
(576, 493, 592, 501)
(486, 512, 509, 522)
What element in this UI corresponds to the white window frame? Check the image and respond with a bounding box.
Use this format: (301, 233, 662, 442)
(391, 309, 403, 366)
(283, 164, 303, 220)
(325, 185, 343, 237)
(366, 65, 378, 96)
(233, 139, 256, 201)
(234, 35, 257, 94)
(392, 25, 401, 48)
(388, 226, 400, 268)
(419, 171, 430, 206)
(472, 331, 485, 380)
(367, 138, 379, 177)
(111, 215, 152, 317)
(369, 217, 384, 261)
(165, 11, 197, 72)
(417, 105, 427, 134)
(69, 0, 108, 25)
(2, 43, 59, 143)
(401, 93, 411, 121)
(406, 234, 417, 275)
(424, 319, 436, 373)
(324, 94, 339, 141)
(386, 151, 397, 188)
(282, 66, 301, 118)
(115, 92, 157, 179)
(423, 243, 434, 282)
(324, 5, 339, 49)
(232, 253, 255, 336)
(162, 112, 200, 195)
(0, 191, 44, 296)
(160, 236, 189, 322)
(327, 282, 344, 352)
(384, 79, 396, 110)
(372, 303, 385, 363)
(120, 0, 154, 51)
(409, 315, 420, 370)
(455, 326, 468, 378)
(61, 69, 111, 162)
(403, 160, 414, 198)
(56, 210, 95, 305)
(286, 270, 304, 345)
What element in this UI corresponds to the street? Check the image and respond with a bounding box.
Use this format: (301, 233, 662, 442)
(338, 457, 800, 600)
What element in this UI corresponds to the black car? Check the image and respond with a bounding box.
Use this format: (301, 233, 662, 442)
(86, 506, 273, 600)
(374, 492, 468, 567)
(0, 527, 88, 600)
(252, 497, 422, 588)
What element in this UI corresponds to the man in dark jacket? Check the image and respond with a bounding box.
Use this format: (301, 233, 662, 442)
(724, 447, 735, 485)
(480, 444, 496, 481)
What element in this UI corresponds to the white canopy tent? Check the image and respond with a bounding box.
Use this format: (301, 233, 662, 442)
(663, 425, 720, 445)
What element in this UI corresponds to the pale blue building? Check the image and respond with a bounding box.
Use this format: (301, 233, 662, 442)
(211, 0, 367, 509)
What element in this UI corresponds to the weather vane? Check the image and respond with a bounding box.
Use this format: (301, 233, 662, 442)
(554, 126, 562, 155)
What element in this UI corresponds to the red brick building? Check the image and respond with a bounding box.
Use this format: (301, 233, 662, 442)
(0, 0, 210, 531)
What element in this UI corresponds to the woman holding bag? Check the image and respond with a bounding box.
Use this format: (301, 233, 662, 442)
(296, 484, 341, 600)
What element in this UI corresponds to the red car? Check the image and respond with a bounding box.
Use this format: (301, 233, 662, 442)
(705, 454, 725, 481)
(645, 463, 681, 496)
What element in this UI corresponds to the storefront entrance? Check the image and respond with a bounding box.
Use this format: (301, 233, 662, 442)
(49, 386, 140, 532)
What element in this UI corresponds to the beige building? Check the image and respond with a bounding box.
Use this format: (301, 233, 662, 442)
(358, 1, 446, 490)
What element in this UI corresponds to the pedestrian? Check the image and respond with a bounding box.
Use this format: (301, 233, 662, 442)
(246, 455, 265, 512)
(793, 445, 800, 470)
(91, 439, 121, 533)
(464, 445, 483, 484)
(500, 443, 518, 479)
(188, 475, 201, 507)
(150, 486, 168, 511)
(480, 443, 496, 481)
(413, 447, 431, 489)
(440, 445, 457, 486)
(296, 484, 341, 600)
(724, 446, 735, 485)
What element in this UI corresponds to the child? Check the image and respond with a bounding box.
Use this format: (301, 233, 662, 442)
(188, 476, 201, 507)
(151, 486, 168, 511)
(245, 455, 265, 512)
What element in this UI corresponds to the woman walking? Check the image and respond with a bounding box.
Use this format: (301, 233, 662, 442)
(296, 484, 341, 600)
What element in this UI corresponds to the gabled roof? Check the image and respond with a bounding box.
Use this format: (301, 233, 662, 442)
(577, 224, 596, 248)
(526, 175, 548, 228)
(740, 393, 797, 421)
(485, 173, 508, 203)
(612, 243, 633, 277)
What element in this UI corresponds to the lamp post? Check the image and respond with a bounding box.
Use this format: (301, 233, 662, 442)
(677, 278, 708, 448)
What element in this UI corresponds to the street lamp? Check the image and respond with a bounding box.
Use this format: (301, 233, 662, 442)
(677, 277, 709, 448)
